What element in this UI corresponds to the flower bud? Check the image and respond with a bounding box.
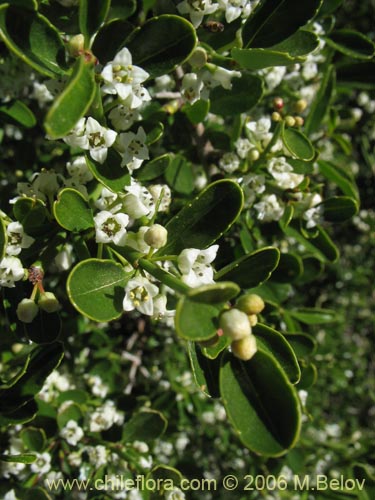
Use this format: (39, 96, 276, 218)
(285, 115, 296, 127)
(188, 47, 208, 68)
(249, 149, 260, 161)
(38, 292, 61, 313)
(231, 335, 257, 361)
(17, 298, 39, 323)
(273, 97, 284, 110)
(236, 294, 265, 315)
(67, 34, 85, 57)
(248, 314, 258, 327)
(294, 116, 304, 127)
(294, 99, 307, 113)
(271, 111, 282, 122)
(144, 224, 168, 249)
(219, 308, 251, 341)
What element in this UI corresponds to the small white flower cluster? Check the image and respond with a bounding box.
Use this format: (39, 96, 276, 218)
(0, 220, 32, 288)
(177, 0, 257, 27)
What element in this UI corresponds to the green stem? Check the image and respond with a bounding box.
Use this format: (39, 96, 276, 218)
(97, 243, 103, 259)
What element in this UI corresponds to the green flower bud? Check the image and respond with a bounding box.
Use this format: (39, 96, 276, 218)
(144, 224, 168, 249)
(16, 298, 39, 323)
(236, 293, 265, 315)
(231, 335, 257, 361)
(219, 308, 251, 341)
(67, 34, 84, 57)
(285, 115, 296, 127)
(249, 149, 260, 161)
(38, 292, 61, 313)
(248, 314, 258, 327)
(294, 99, 307, 113)
(188, 47, 208, 68)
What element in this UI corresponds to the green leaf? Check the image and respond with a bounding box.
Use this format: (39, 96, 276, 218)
(24, 488, 52, 500)
(57, 402, 83, 430)
(188, 342, 221, 398)
(282, 126, 315, 161)
(133, 154, 171, 182)
(91, 18, 134, 64)
(242, 0, 322, 48)
(254, 324, 301, 384)
(188, 282, 240, 304)
(297, 256, 324, 284)
(164, 154, 195, 195)
(201, 334, 231, 360)
(160, 179, 243, 255)
(0, 453, 36, 464)
(21, 427, 46, 452)
(297, 363, 317, 389)
(209, 73, 263, 116)
(232, 47, 305, 70)
(79, 0, 110, 43)
(13, 197, 51, 236)
(0, 5, 67, 77)
(85, 149, 131, 193)
(44, 56, 96, 139)
(305, 65, 336, 135)
(319, 161, 359, 200)
(324, 30, 375, 60)
(0, 217, 6, 261)
(337, 62, 375, 90)
(0, 0, 37, 9)
(67, 259, 129, 322)
(183, 99, 210, 124)
(312, 225, 339, 262)
(57, 389, 88, 405)
(220, 350, 301, 456)
(318, 196, 358, 222)
(122, 410, 167, 442)
(283, 333, 316, 359)
(270, 29, 320, 56)
(290, 307, 338, 324)
(175, 296, 222, 341)
(283, 222, 338, 263)
(24, 311, 61, 344)
(127, 15, 197, 77)
(215, 247, 280, 288)
(108, 0, 137, 21)
(318, 0, 343, 16)
(54, 188, 94, 232)
(0, 100, 36, 128)
(271, 253, 303, 283)
(0, 400, 38, 426)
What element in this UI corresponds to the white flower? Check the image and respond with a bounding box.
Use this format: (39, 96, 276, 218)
(101, 48, 149, 106)
(177, 0, 218, 28)
(254, 194, 284, 222)
(86, 445, 107, 466)
(60, 420, 84, 446)
(31, 81, 53, 106)
(152, 294, 175, 320)
(94, 187, 121, 213)
(15, 170, 63, 203)
(31, 452, 51, 475)
(63, 117, 117, 164)
(235, 137, 252, 159)
(54, 243, 74, 271)
(66, 156, 93, 183)
(148, 184, 172, 212)
(177, 245, 219, 287)
(267, 156, 304, 189)
(86, 374, 109, 398)
(133, 441, 149, 453)
(181, 73, 203, 103)
(165, 488, 186, 500)
(246, 117, 272, 143)
(242, 173, 266, 206)
(219, 152, 240, 173)
(218, 0, 252, 23)
(109, 104, 140, 131)
(6, 221, 34, 256)
(0, 256, 25, 287)
(94, 210, 129, 246)
(116, 127, 149, 170)
(302, 61, 318, 80)
(199, 66, 241, 93)
(123, 276, 159, 315)
(123, 181, 155, 219)
(89, 401, 124, 432)
(4, 490, 19, 500)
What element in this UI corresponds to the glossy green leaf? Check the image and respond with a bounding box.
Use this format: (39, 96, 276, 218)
(337, 62, 375, 89)
(44, 56, 96, 139)
(85, 149, 130, 193)
(297, 363, 317, 389)
(297, 256, 324, 284)
(324, 30, 375, 60)
(318, 196, 358, 222)
(164, 154, 195, 195)
(283, 333, 317, 359)
(57, 389, 88, 405)
(305, 65, 336, 135)
(175, 296, 222, 341)
(24, 311, 61, 344)
(0, 100, 36, 128)
(127, 15, 197, 77)
(271, 253, 303, 283)
(54, 188, 94, 232)
(254, 324, 301, 384)
(271, 29, 320, 56)
(279, 204, 294, 232)
(108, 0, 137, 21)
(242, 0, 322, 48)
(283, 222, 338, 263)
(183, 99, 210, 124)
(201, 334, 231, 360)
(79, 0, 110, 43)
(0, 453, 36, 464)
(57, 403, 83, 430)
(282, 126, 315, 161)
(0, 5, 66, 77)
(21, 427, 46, 452)
(189, 342, 221, 398)
(0, 343, 64, 414)
(0, 0, 37, 9)
(318, 0, 343, 16)
(188, 282, 240, 304)
(210, 73, 263, 116)
(160, 179, 243, 255)
(13, 198, 51, 237)
(122, 410, 167, 442)
(67, 259, 129, 322)
(318, 161, 358, 201)
(0, 400, 38, 426)
(220, 350, 301, 456)
(232, 47, 305, 70)
(290, 307, 338, 324)
(92, 18, 134, 64)
(215, 247, 280, 288)
(0, 217, 6, 261)
(312, 225, 340, 262)
(133, 154, 171, 182)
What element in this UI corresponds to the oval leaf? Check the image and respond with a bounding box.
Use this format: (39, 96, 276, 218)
(175, 296, 222, 341)
(85, 149, 130, 193)
(165, 154, 195, 195)
(215, 247, 280, 288)
(188, 342, 221, 397)
(290, 307, 338, 324)
(79, 0, 110, 42)
(324, 29, 375, 60)
(133, 154, 171, 182)
(160, 179, 243, 255)
(127, 15, 197, 77)
(220, 350, 301, 456)
(21, 427, 46, 453)
(188, 282, 240, 304)
(305, 65, 336, 135)
(271, 253, 303, 283)
(13, 198, 51, 236)
(283, 333, 316, 359)
(0, 100, 36, 128)
(318, 160, 359, 200)
(0, 5, 66, 77)
(44, 56, 96, 139)
(54, 188, 94, 232)
(210, 73, 263, 116)
(318, 196, 358, 222)
(232, 47, 304, 70)
(282, 126, 315, 161)
(67, 259, 129, 322)
(270, 29, 320, 56)
(122, 410, 167, 442)
(91, 18, 135, 64)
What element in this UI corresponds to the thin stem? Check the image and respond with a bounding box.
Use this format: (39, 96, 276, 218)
(97, 243, 103, 259)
